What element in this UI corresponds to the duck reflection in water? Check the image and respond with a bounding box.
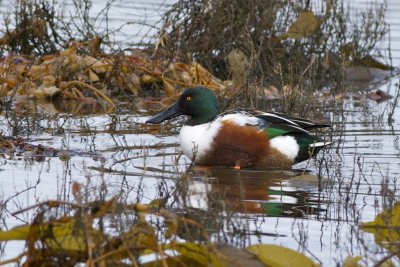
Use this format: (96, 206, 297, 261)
(182, 167, 326, 217)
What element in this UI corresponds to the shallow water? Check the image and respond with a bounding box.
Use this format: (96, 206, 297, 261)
(0, 79, 398, 265)
(0, 1, 399, 266)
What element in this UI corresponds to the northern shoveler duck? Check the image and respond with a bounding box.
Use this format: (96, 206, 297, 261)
(147, 87, 331, 168)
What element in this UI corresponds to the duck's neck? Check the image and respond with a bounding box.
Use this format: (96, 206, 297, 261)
(187, 113, 216, 126)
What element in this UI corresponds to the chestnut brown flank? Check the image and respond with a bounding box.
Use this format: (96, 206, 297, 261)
(198, 121, 294, 168)
(197, 121, 268, 167)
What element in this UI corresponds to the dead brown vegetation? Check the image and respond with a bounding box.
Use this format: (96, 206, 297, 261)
(160, 0, 390, 111)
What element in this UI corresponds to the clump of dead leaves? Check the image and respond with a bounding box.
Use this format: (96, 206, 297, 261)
(0, 41, 228, 107)
(0, 37, 393, 114)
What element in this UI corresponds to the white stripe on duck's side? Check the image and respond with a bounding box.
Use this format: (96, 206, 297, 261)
(309, 141, 332, 148)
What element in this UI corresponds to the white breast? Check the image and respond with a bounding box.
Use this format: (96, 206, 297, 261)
(179, 121, 221, 162)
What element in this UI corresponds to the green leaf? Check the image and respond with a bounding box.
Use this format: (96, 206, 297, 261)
(141, 256, 203, 267)
(361, 202, 400, 257)
(246, 244, 319, 267)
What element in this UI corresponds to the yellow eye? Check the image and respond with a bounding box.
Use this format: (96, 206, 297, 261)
(186, 96, 192, 101)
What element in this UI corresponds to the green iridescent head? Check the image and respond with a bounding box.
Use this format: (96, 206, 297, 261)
(146, 87, 218, 125)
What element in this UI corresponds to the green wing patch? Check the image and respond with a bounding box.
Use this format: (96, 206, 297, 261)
(263, 123, 307, 138)
(264, 127, 289, 138)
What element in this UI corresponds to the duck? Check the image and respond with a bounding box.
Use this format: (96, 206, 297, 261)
(146, 87, 331, 169)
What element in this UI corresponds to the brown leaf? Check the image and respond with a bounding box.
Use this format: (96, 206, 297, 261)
(141, 74, 160, 84)
(89, 69, 100, 82)
(42, 75, 56, 87)
(286, 11, 321, 39)
(163, 80, 175, 96)
(124, 73, 141, 95)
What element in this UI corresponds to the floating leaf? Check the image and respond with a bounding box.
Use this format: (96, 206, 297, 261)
(285, 11, 321, 39)
(173, 243, 226, 267)
(246, 244, 319, 267)
(216, 244, 265, 267)
(361, 202, 400, 257)
(144, 244, 265, 267)
(343, 256, 363, 267)
(141, 256, 202, 267)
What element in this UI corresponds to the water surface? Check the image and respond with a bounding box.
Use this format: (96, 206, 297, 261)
(0, 1, 399, 266)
